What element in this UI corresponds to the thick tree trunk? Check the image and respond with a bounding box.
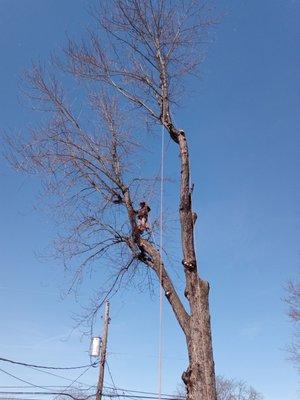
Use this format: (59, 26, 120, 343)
(183, 278, 216, 400)
(135, 122, 217, 400)
(136, 135, 216, 399)
(176, 129, 217, 400)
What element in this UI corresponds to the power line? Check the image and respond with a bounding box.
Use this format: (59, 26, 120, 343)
(0, 382, 184, 399)
(0, 365, 94, 399)
(28, 365, 91, 387)
(0, 368, 184, 400)
(0, 385, 77, 389)
(0, 385, 184, 399)
(0, 367, 52, 392)
(0, 392, 182, 400)
(0, 392, 94, 400)
(0, 398, 47, 400)
(52, 364, 94, 400)
(0, 357, 98, 370)
(105, 362, 118, 394)
(104, 361, 128, 400)
(106, 388, 182, 399)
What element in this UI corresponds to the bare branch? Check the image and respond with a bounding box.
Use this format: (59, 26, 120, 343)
(285, 279, 300, 371)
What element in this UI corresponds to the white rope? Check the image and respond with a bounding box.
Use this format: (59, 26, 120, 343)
(147, 125, 165, 400)
(158, 124, 165, 400)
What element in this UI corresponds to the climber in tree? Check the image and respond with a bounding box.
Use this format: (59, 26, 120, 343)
(137, 201, 151, 233)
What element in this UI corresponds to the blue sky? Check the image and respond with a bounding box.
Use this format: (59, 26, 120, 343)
(0, 1, 299, 400)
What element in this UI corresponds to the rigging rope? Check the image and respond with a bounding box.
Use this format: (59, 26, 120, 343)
(144, 125, 165, 400)
(158, 124, 165, 400)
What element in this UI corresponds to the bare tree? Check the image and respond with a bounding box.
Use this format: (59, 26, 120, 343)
(216, 376, 263, 400)
(5, 1, 219, 400)
(285, 280, 300, 371)
(177, 376, 263, 400)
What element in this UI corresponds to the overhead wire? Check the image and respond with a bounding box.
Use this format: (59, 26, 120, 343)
(52, 364, 94, 400)
(0, 392, 182, 400)
(0, 371, 182, 399)
(105, 361, 118, 394)
(0, 385, 79, 389)
(0, 356, 98, 370)
(0, 391, 94, 400)
(0, 398, 47, 400)
(27, 365, 91, 388)
(0, 384, 183, 399)
(0, 367, 53, 392)
(105, 361, 127, 400)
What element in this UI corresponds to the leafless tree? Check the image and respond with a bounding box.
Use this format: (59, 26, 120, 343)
(56, 388, 96, 400)
(285, 280, 300, 371)
(216, 376, 263, 400)
(177, 376, 263, 400)
(5, 1, 219, 400)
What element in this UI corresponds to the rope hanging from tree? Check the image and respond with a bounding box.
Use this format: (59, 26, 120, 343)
(146, 125, 165, 400)
(158, 124, 165, 400)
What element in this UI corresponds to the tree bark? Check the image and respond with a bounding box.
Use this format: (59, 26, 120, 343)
(176, 129, 217, 400)
(183, 278, 216, 400)
(140, 238, 190, 336)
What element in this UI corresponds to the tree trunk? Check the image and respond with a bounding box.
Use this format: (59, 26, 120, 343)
(126, 125, 217, 400)
(183, 278, 217, 400)
(175, 129, 217, 400)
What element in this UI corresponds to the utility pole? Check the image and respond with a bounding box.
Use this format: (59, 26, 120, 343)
(96, 300, 110, 400)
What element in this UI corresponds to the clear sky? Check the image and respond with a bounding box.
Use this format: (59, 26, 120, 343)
(0, 1, 299, 400)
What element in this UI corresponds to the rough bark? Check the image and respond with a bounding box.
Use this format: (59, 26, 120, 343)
(184, 279, 216, 400)
(140, 238, 190, 336)
(171, 129, 217, 400)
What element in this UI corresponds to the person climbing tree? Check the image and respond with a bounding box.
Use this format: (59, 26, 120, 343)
(137, 202, 151, 233)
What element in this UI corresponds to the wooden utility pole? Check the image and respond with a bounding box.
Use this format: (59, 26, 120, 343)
(96, 300, 110, 400)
